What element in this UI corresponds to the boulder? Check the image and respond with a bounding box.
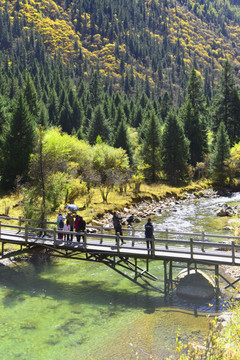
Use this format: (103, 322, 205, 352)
(87, 227, 98, 233)
(176, 269, 215, 300)
(215, 204, 235, 217)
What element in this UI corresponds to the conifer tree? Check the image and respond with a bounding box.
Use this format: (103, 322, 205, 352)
(89, 70, 102, 108)
(211, 59, 240, 144)
(179, 68, 208, 166)
(71, 98, 84, 131)
(24, 73, 39, 118)
(210, 122, 230, 185)
(161, 110, 190, 184)
(141, 111, 161, 182)
(88, 105, 111, 145)
(59, 98, 73, 134)
(114, 119, 133, 164)
(114, 104, 126, 133)
(0, 95, 8, 134)
(48, 89, 59, 125)
(1, 92, 35, 188)
(38, 101, 49, 128)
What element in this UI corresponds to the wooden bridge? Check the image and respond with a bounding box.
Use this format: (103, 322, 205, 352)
(0, 216, 240, 295)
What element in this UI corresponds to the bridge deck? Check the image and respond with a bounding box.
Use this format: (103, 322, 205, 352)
(1, 228, 239, 267)
(1, 218, 240, 293)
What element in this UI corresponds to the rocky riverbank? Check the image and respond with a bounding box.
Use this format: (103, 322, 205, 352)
(91, 188, 219, 228)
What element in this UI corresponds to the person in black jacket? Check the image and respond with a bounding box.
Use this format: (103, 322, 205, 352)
(126, 214, 134, 226)
(145, 218, 154, 253)
(112, 211, 125, 245)
(77, 216, 86, 243)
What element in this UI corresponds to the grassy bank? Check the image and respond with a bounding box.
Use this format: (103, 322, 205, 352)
(170, 299, 240, 360)
(0, 180, 211, 223)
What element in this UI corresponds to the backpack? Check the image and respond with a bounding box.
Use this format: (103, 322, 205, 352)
(59, 219, 64, 229)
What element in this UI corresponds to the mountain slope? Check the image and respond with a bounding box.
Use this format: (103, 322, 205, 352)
(1, 0, 240, 99)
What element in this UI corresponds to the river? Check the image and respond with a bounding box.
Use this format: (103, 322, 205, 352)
(0, 192, 239, 359)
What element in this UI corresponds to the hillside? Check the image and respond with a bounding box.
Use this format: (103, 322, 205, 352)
(1, 0, 240, 100)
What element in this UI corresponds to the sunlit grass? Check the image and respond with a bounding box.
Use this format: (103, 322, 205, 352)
(169, 298, 240, 360)
(0, 180, 212, 224)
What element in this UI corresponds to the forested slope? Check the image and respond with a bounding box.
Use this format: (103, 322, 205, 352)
(0, 0, 240, 212)
(1, 0, 240, 100)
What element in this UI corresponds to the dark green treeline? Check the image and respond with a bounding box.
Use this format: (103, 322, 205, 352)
(0, 1, 239, 188)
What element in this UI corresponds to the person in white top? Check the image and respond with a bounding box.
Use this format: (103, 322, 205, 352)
(63, 220, 71, 241)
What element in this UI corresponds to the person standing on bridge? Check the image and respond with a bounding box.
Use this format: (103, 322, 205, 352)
(145, 218, 154, 254)
(66, 212, 75, 241)
(56, 212, 65, 229)
(77, 216, 86, 243)
(112, 211, 125, 245)
(74, 215, 79, 241)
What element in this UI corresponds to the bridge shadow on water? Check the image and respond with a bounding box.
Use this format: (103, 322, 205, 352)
(0, 261, 225, 317)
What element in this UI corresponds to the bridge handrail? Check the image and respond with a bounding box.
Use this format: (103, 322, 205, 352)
(1, 215, 240, 242)
(1, 219, 240, 244)
(0, 218, 240, 265)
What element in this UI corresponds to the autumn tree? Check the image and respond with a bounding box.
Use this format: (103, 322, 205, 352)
(90, 142, 130, 203)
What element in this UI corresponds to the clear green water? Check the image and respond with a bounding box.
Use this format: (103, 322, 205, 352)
(0, 258, 214, 360)
(1, 193, 239, 360)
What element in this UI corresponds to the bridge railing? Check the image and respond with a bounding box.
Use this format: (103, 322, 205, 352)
(1, 215, 239, 247)
(1, 217, 240, 263)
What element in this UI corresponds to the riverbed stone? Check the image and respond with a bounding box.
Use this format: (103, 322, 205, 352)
(176, 269, 215, 300)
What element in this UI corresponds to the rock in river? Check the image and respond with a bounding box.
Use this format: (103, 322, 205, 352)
(176, 269, 216, 300)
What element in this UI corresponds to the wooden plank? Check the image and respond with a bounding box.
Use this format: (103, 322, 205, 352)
(0, 226, 240, 267)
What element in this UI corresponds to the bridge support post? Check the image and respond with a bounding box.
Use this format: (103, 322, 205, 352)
(43, 218, 47, 237)
(201, 231, 205, 252)
(135, 258, 137, 279)
(131, 227, 135, 247)
(165, 229, 168, 249)
(169, 261, 173, 291)
(215, 265, 220, 295)
(53, 228, 57, 247)
(232, 241, 235, 265)
(164, 260, 168, 296)
(116, 232, 120, 252)
(17, 216, 21, 233)
(100, 224, 103, 244)
(25, 224, 28, 245)
(1, 242, 4, 258)
(84, 231, 87, 249)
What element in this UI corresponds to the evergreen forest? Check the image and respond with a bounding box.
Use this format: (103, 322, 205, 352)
(1, 0, 240, 218)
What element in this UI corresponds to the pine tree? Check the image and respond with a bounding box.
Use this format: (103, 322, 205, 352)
(179, 68, 208, 166)
(23, 73, 39, 118)
(210, 122, 230, 185)
(48, 89, 59, 125)
(59, 98, 73, 134)
(1, 92, 35, 188)
(211, 59, 240, 144)
(161, 110, 190, 184)
(114, 119, 133, 164)
(89, 70, 102, 108)
(37, 101, 49, 128)
(88, 105, 111, 145)
(141, 111, 161, 182)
